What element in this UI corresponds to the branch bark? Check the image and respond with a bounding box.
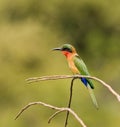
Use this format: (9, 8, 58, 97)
(15, 75, 120, 127)
(15, 101, 87, 127)
(26, 75, 120, 102)
(64, 78, 76, 127)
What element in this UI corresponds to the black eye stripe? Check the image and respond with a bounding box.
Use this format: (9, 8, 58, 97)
(62, 48, 72, 52)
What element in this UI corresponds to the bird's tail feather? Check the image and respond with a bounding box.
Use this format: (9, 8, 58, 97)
(87, 84, 99, 109)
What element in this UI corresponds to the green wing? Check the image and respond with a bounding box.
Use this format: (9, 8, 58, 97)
(73, 55, 94, 89)
(74, 55, 99, 109)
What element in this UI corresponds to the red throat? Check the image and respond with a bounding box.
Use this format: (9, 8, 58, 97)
(62, 51, 72, 58)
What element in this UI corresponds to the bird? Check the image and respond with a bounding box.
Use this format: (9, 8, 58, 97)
(52, 44, 98, 109)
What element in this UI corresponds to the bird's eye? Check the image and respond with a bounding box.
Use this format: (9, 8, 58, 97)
(62, 48, 72, 52)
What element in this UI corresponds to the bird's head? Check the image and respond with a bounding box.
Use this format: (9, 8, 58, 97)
(52, 44, 77, 57)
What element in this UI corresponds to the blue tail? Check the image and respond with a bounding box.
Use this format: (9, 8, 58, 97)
(81, 78, 88, 87)
(81, 77, 94, 89)
(80, 78, 98, 109)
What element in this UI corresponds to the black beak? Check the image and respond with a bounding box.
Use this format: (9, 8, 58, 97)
(52, 47, 62, 51)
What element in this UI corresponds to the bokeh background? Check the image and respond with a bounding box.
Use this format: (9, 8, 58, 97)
(0, 0, 120, 127)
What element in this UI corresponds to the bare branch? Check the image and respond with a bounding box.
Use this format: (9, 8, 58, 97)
(48, 110, 63, 124)
(15, 75, 120, 127)
(64, 78, 76, 127)
(26, 75, 120, 102)
(15, 101, 87, 127)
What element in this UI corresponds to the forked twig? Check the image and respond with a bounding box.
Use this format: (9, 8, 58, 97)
(26, 75, 120, 102)
(15, 75, 120, 127)
(48, 110, 62, 123)
(15, 101, 87, 127)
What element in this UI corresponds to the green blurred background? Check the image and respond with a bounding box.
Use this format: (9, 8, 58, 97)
(0, 0, 120, 127)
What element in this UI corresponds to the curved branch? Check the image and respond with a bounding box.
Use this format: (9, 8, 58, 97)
(15, 75, 120, 127)
(26, 75, 120, 102)
(15, 101, 87, 127)
(48, 110, 62, 124)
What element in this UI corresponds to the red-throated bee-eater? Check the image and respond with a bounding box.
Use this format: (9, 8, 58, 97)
(52, 44, 98, 109)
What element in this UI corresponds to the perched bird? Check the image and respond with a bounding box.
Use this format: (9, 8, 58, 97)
(52, 44, 98, 109)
